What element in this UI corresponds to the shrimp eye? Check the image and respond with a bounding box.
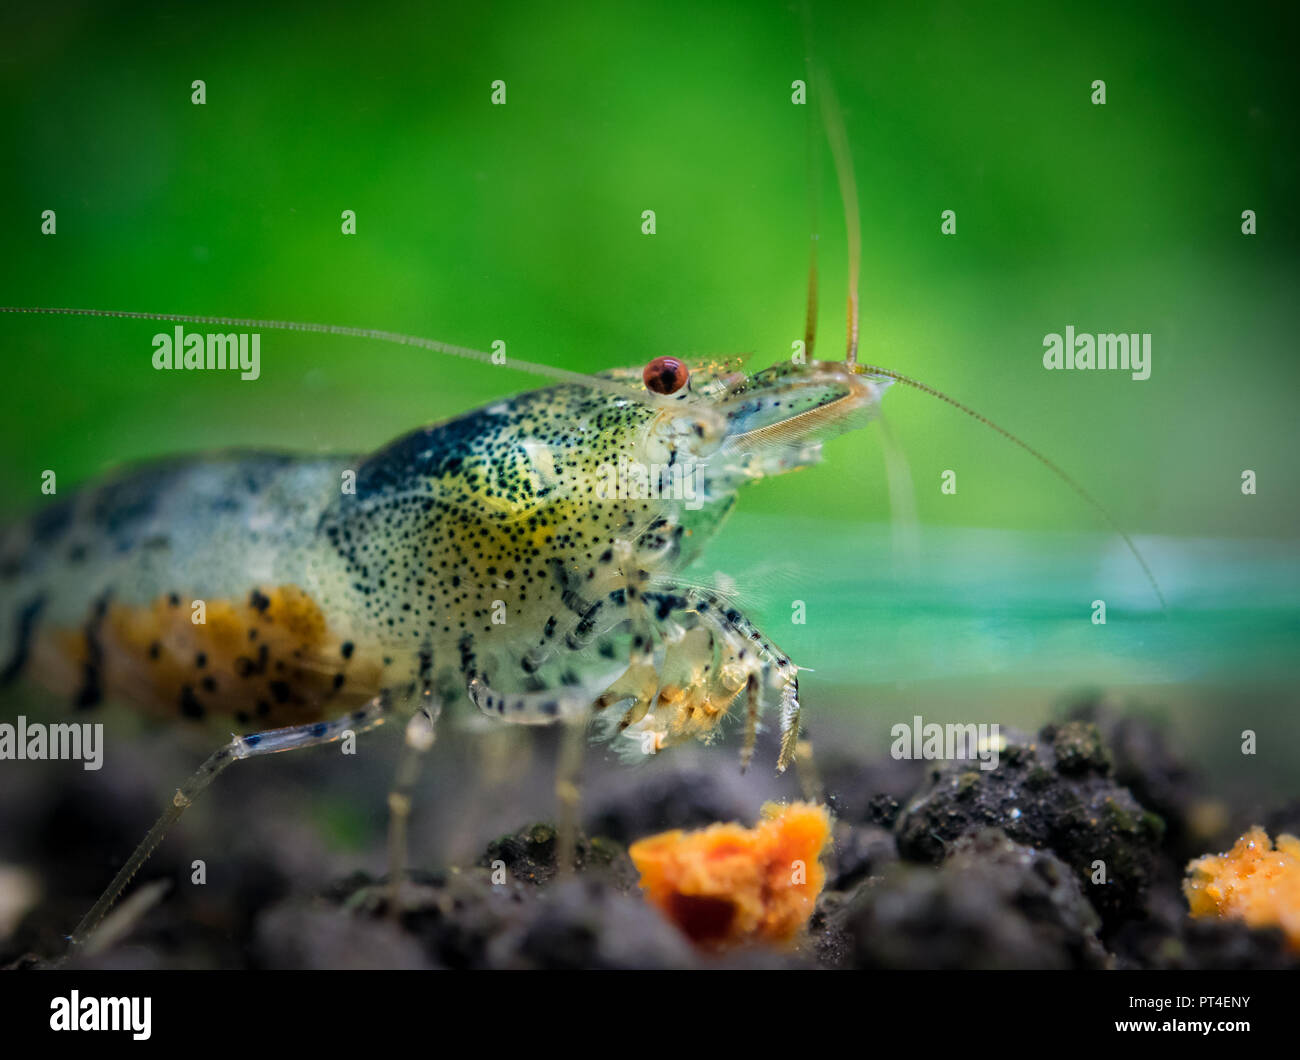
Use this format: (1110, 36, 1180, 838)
(643, 356, 689, 395)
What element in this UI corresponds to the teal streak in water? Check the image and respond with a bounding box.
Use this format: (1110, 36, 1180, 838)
(686, 516, 1300, 689)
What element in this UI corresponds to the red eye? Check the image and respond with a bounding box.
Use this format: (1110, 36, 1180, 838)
(643, 356, 689, 395)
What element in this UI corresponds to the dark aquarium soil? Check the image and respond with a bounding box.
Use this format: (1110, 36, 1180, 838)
(2, 697, 1297, 970)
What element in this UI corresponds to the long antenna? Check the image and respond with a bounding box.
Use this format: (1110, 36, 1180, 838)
(813, 66, 862, 366)
(798, 1, 1163, 611)
(856, 362, 1168, 611)
(800, 23, 822, 360)
(0, 306, 645, 400)
(803, 225, 820, 358)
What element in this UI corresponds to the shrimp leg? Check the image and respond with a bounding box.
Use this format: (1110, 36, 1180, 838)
(70, 694, 391, 949)
(596, 584, 803, 771)
(386, 697, 440, 914)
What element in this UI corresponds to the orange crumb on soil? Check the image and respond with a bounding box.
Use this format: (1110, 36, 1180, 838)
(628, 801, 831, 949)
(1183, 825, 1300, 951)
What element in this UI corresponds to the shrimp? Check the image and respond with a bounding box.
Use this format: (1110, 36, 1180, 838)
(0, 303, 898, 941)
(0, 61, 1162, 952)
(0, 329, 886, 759)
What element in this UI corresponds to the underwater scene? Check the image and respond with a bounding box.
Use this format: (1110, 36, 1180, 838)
(0, 0, 1296, 1003)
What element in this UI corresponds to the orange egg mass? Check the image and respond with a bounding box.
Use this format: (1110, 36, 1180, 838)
(1183, 825, 1300, 951)
(628, 801, 832, 949)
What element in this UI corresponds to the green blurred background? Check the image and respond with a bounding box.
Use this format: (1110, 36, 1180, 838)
(1, 0, 1297, 789)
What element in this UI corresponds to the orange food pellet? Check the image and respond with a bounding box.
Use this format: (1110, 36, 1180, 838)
(628, 801, 831, 949)
(1183, 826, 1300, 951)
